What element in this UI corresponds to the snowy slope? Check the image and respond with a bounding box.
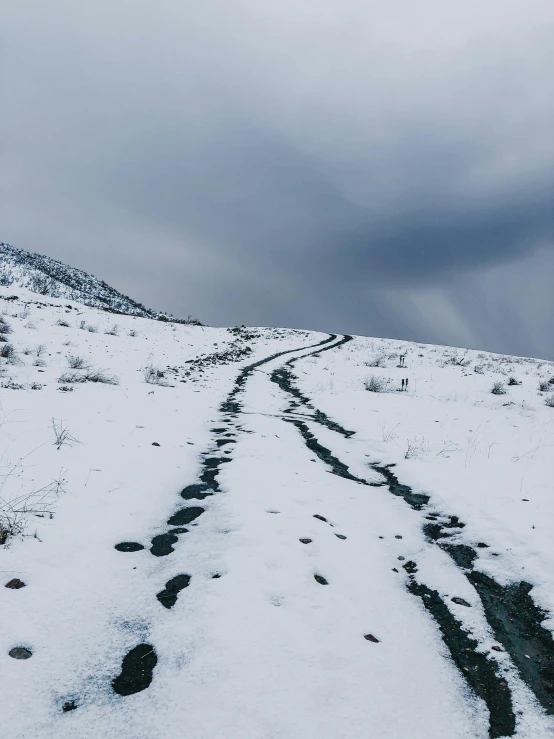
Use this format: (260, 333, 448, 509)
(1, 284, 553, 739)
(0, 242, 183, 319)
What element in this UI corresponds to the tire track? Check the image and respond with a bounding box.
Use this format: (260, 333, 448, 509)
(266, 343, 554, 736)
(102, 333, 339, 705)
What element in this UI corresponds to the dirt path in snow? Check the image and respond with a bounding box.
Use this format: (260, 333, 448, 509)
(268, 342, 554, 738)
(101, 332, 553, 736)
(108, 333, 339, 698)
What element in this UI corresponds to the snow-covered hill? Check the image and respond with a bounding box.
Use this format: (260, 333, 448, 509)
(0, 242, 186, 320)
(1, 280, 553, 738)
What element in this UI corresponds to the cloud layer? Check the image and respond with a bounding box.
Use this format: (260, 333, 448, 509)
(2, 0, 553, 357)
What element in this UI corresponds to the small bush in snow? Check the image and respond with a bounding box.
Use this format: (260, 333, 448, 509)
(538, 381, 550, 392)
(507, 377, 521, 386)
(0, 344, 19, 363)
(58, 385, 74, 392)
(52, 418, 80, 450)
(0, 316, 12, 335)
(86, 324, 98, 333)
(84, 368, 119, 385)
(0, 380, 26, 390)
(105, 324, 119, 336)
(58, 370, 87, 384)
(66, 354, 89, 369)
(143, 364, 168, 385)
(56, 319, 70, 327)
(491, 382, 507, 395)
(364, 376, 388, 393)
(58, 368, 119, 385)
(128, 329, 138, 337)
(545, 395, 554, 408)
(364, 355, 386, 368)
(30, 382, 43, 390)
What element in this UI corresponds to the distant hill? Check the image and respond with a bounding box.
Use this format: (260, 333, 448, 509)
(0, 242, 200, 323)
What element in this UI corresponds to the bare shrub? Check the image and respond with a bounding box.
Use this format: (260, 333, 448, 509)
(545, 395, 554, 408)
(364, 375, 388, 393)
(405, 436, 427, 459)
(56, 319, 70, 327)
(0, 316, 12, 335)
(86, 324, 98, 333)
(58, 385, 74, 392)
(52, 418, 80, 450)
(66, 354, 89, 369)
(507, 377, 521, 386)
(84, 368, 119, 385)
(142, 364, 169, 386)
(105, 324, 119, 336)
(381, 422, 400, 442)
(364, 355, 386, 368)
(445, 353, 471, 367)
(58, 367, 119, 385)
(538, 381, 550, 392)
(58, 370, 87, 384)
(0, 344, 19, 363)
(128, 329, 138, 337)
(1, 483, 60, 544)
(491, 382, 507, 395)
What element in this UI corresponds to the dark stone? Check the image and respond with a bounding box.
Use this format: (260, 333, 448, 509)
(115, 542, 144, 552)
(156, 574, 191, 609)
(9, 647, 32, 659)
(112, 644, 157, 696)
(211, 573, 221, 579)
(152, 442, 160, 446)
(5, 578, 26, 589)
(395, 535, 403, 539)
(313, 515, 327, 522)
(452, 597, 472, 607)
(403, 561, 418, 574)
(62, 701, 77, 712)
(168, 527, 188, 535)
(335, 534, 347, 540)
(314, 574, 328, 585)
(299, 538, 312, 544)
(364, 634, 380, 643)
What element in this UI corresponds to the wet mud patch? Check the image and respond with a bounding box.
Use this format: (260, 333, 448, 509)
(112, 644, 157, 696)
(370, 462, 554, 715)
(408, 578, 515, 738)
(150, 533, 179, 557)
(167, 506, 205, 527)
(157, 574, 191, 609)
(181, 483, 213, 500)
(370, 463, 430, 511)
(469, 572, 554, 714)
(285, 418, 367, 484)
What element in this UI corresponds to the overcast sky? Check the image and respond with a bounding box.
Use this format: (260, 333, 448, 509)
(2, 1, 553, 358)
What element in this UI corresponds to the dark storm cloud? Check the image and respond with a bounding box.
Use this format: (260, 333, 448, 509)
(1, 0, 553, 358)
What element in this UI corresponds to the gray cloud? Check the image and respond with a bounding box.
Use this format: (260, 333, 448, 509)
(1, 0, 553, 358)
